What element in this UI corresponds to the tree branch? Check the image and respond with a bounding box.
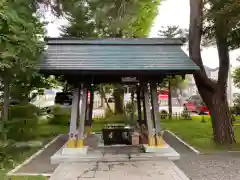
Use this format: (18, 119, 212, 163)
(189, 0, 215, 91)
(215, 21, 230, 92)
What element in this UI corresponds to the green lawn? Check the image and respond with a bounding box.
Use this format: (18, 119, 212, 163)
(3, 114, 240, 179)
(161, 116, 240, 152)
(1, 123, 68, 180)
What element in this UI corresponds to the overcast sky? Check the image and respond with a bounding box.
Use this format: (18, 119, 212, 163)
(46, 0, 240, 69)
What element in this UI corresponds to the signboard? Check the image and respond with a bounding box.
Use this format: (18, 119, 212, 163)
(121, 77, 138, 83)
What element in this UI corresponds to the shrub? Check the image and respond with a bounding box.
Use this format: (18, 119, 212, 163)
(181, 109, 192, 120)
(232, 93, 240, 115)
(3, 118, 39, 141)
(8, 104, 40, 120)
(48, 106, 70, 125)
(104, 107, 114, 118)
(159, 110, 168, 120)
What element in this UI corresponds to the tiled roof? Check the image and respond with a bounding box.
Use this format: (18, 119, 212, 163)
(39, 38, 199, 72)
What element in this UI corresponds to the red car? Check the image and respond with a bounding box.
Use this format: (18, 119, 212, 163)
(183, 95, 209, 115)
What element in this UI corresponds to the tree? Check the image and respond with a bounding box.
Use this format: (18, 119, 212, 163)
(188, 0, 240, 144)
(232, 67, 240, 88)
(0, 0, 45, 121)
(158, 25, 188, 119)
(59, 0, 160, 114)
(96, 84, 113, 113)
(10, 74, 59, 102)
(158, 25, 188, 39)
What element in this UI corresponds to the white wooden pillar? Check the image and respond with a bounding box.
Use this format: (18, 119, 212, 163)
(76, 84, 88, 148)
(67, 87, 80, 148)
(143, 84, 155, 146)
(150, 82, 164, 147)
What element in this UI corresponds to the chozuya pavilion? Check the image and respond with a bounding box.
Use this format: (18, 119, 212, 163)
(39, 38, 199, 162)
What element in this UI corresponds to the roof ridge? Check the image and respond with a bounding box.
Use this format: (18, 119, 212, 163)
(45, 38, 184, 45)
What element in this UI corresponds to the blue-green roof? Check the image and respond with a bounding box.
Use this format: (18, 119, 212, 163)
(39, 38, 199, 72)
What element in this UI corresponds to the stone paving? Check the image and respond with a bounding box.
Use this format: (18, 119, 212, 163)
(49, 161, 189, 180)
(11, 133, 240, 180)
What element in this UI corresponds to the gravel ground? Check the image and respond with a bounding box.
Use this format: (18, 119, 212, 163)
(174, 153, 240, 180)
(164, 131, 240, 180)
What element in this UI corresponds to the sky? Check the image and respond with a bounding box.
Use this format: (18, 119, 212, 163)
(46, 0, 240, 69)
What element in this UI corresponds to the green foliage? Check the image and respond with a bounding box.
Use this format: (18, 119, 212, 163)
(181, 109, 192, 120)
(158, 25, 188, 40)
(60, 0, 160, 38)
(105, 107, 114, 118)
(203, 0, 240, 50)
(232, 68, 240, 88)
(0, 0, 48, 121)
(10, 74, 60, 102)
(1, 118, 39, 141)
(8, 104, 40, 120)
(231, 93, 240, 114)
(159, 110, 168, 120)
(0, 0, 45, 72)
(48, 106, 70, 125)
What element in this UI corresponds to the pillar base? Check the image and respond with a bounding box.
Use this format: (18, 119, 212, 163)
(143, 143, 170, 153)
(84, 126, 92, 136)
(156, 136, 165, 147)
(66, 138, 76, 148)
(62, 146, 88, 156)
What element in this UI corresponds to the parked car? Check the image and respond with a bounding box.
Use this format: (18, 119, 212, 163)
(183, 95, 209, 115)
(54, 92, 73, 106)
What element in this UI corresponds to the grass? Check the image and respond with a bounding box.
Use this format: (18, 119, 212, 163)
(1, 122, 68, 180)
(3, 114, 240, 179)
(161, 115, 240, 152)
(93, 114, 240, 152)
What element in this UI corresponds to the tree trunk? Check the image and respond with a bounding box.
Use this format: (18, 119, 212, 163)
(99, 87, 113, 113)
(113, 85, 124, 114)
(104, 97, 113, 113)
(201, 88, 235, 144)
(100, 97, 104, 107)
(189, 0, 236, 144)
(168, 81, 172, 119)
(3, 76, 10, 121)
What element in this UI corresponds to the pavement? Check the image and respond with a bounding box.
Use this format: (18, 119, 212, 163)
(10, 132, 240, 180)
(49, 161, 189, 180)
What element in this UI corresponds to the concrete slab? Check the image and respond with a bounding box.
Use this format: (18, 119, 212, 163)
(143, 143, 171, 153)
(51, 134, 180, 164)
(49, 161, 190, 180)
(62, 146, 88, 155)
(51, 145, 180, 164)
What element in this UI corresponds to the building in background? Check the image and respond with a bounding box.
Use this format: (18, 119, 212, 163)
(184, 65, 239, 106)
